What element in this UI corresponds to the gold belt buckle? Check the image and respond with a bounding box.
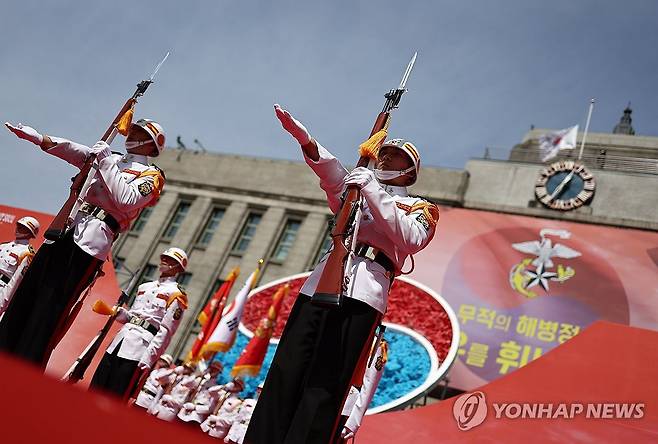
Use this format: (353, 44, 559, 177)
(364, 246, 377, 261)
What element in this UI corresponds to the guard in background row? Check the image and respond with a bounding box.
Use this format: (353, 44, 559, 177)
(0, 216, 40, 316)
(134, 353, 174, 410)
(201, 378, 246, 439)
(224, 382, 263, 444)
(0, 119, 167, 368)
(177, 360, 226, 424)
(90, 247, 189, 398)
(245, 106, 439, 443)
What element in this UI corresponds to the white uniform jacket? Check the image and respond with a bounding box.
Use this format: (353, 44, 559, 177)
(178, 380, 224, 423)
(0, 240, 32, 280)
(146, 366, 185, 415)
(135, 367, 175, 409)
(154, 373, 200, 421)
(46, 137, 165, 260)
(0, 240, 35, 314)
(107, 276, 187, 365)
(225, 398, 258, 444)
(300, 142, 439, 313)
(200, 393, 242, 438)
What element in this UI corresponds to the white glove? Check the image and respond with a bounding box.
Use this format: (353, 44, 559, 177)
(89, 140, 111, 160)
(183, 402, 195, 411)
(137, 360, 151, 371)
(274, 104, 311, 145)
(5, 122, 43, 146)
(341, 426, 355, 440)
(208, 385, 224, 393)
(115, 306, 130, 323)
(344, 167, 376, 189)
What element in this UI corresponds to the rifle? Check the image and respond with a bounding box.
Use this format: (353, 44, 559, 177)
(44, 52, 170, 241)
(312, 53, 417, 307)
(124, 365, 150, 404)
(62, 267, 141, 383)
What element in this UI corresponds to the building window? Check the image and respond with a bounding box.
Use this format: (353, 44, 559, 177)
(162, 201, 192, 240)
(271, 219, 302, 263)
(232, 212, 262, 254)
(177, 272, 193, 287)
(130, 207, 153, 233)
(311, 224, 333, 267)
(195, 207, 225, 248)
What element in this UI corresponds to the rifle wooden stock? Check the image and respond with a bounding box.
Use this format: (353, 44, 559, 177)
(311, 114, 390, 307)
(125, 366, 150, 404)
(64, 290, 129, 383)
(44, 98, 137, 241)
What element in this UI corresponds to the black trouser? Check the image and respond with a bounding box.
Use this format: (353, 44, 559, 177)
(89, 341, 139, 398)
(244, 294, 380, 444)
(0, 229, 102, 368)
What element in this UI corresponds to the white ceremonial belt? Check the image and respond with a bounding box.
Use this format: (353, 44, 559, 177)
(129, 316, 159, 335)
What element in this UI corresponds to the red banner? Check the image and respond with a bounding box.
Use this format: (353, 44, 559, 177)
(409, 207, 658, 390)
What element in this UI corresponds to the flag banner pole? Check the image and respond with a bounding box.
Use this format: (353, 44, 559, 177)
(578, 98, 596, 160)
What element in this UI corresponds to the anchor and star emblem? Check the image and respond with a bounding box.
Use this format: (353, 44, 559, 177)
(509, 229, 581, 298)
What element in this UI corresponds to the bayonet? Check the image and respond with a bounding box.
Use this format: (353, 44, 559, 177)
(382, 52, 418, 113)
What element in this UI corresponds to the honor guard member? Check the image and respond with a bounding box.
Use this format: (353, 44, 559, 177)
(0, 120, 167, 368)
(225, 382, 263, 444)
(200, 378, 245, 439)
(0, 217, 39, 316)
(155, 362, 205, 421)
(147, 362, 195, 415)
(89, 247, 188, 397)
(339, 339, 388, 442)
(177, 360, 225, 424)
(134, 353, 174, 410)
(246, 106, 439, 444)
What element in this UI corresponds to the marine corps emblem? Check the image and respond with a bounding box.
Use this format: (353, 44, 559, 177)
(138, 181, 153, 196)
(509, 229, 581, 298)
(416, 213, 431, 231)
(375, 355, 385, 371)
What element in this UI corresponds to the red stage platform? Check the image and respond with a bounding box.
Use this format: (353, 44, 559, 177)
(357, 321, 658, 443)
(1, 321, 656, 443)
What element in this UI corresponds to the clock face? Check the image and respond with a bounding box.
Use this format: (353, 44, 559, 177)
(535, 160, 596, 211)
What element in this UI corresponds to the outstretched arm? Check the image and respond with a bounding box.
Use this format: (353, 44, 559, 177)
(5, 122, 91, 168)
(274, 105, 348, 213)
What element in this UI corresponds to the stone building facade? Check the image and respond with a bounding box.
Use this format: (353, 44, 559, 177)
(112, 107, 658, 359)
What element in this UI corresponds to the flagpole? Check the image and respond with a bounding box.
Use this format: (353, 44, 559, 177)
(577, 98, 596, 160)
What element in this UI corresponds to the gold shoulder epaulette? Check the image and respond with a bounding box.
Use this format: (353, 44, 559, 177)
(137, 167, 165, 202)
(396, 200, 440, 227)
(167, 290, 189, 310)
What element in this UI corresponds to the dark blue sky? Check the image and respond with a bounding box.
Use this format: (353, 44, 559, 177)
(2, 0, 656, 212)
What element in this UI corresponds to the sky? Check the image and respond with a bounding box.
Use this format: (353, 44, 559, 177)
(1, 0, 657, 213)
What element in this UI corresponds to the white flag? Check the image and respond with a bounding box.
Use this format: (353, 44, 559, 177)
(201, 265, 260, 355)
(539, 125, 578, 162)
